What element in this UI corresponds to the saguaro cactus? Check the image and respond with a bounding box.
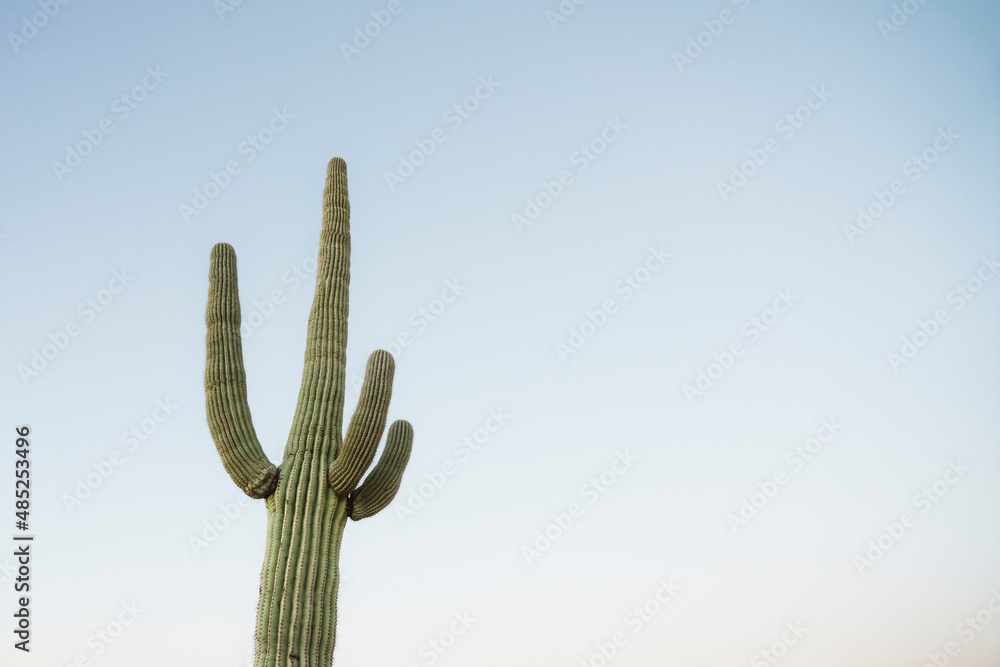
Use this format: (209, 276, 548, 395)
(204, 157, 413, 666)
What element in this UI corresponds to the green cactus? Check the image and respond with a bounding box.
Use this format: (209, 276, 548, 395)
(204, 157, 413, 667)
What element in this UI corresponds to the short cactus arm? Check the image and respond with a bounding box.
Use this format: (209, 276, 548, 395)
(205, 242, 279, 499)
(329, 349, 395, 493)
(348, 420, 413, 520)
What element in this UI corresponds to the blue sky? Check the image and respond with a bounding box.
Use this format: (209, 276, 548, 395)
(1, 1, 999, 665)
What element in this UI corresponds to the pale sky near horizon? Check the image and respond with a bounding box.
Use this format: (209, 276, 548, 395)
(1, 1, 999, 666)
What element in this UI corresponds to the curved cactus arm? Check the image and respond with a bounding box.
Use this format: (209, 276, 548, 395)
(205, 242, 279, 499)
(348, 420, 413, 520)
(329, 349, 395, 493)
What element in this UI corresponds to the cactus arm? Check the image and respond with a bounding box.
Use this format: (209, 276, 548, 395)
(329, 349, 395, 493)
(348, 420, 413, 520)
(205, 242, 279, 499)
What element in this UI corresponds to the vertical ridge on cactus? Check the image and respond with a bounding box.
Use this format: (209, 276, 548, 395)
(203, 157, 413, 667)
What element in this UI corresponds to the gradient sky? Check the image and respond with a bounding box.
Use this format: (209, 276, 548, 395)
(1, 1, 999, 666)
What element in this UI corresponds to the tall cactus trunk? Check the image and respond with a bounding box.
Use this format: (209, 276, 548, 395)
(203, 158, 413, 667)
(255, 484, 347, 667)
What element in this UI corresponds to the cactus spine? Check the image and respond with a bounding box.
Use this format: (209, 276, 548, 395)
(204, 157, 413, 667)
